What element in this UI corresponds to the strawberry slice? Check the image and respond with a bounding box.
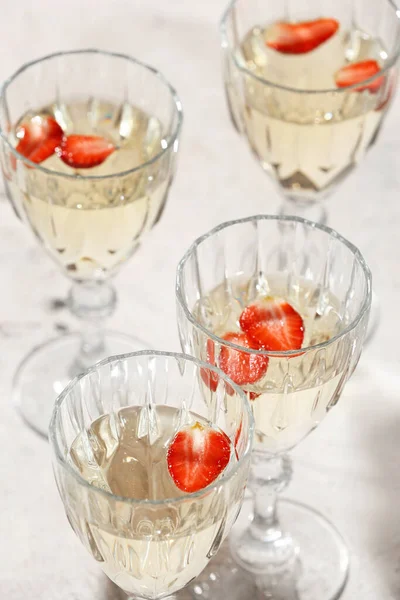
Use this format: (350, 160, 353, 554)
(15, 115, 64, 164)
(167, 422, 231, 493)
(266, 18, 339, 55)
(200, 339, 219, 392)
(377, 71, 397, 110)
(234, 419, 243, 452)
(240, 297, 304, 352)
(219, 332, 269, 386)
(335, 60, 384, 93)
(200, 332, 268, 392)
(226, 385, 260, 400)
(58, 135, 115, 168)
(200, 334, 268, 394)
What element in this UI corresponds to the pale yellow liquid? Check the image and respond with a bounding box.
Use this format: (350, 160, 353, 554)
(195, 275, 347, 454)
(68, 406, 240, 599)
(228, 27, 388, 198)
(8, 100, 171, 280)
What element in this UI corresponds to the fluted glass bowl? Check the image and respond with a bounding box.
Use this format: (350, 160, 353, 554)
(176, 215, 371, 600)
(49, 350, 253, 600)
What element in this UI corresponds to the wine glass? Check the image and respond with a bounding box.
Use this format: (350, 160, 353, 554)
(0, 50, 182, 438)
(176, 215, 371, 600)
(220, 0, 400, 225)
(49, 350, 254, 600)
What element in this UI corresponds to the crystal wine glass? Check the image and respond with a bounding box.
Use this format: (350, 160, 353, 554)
(176, 215, 371, 600)
(0, 50, 182, 438)
(49, 350, 254, 600)
(221, 0, 400, 225)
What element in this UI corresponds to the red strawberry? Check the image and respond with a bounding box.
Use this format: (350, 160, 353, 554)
(15, 115, 63, 164)
(234, 419, 243, 452)
(335, 60, 384, 93)
(219, 332, 269, 386)
(200, 338, 219, 392)
(266, 18, 339, 55)
(201, 334, 268, 394)
(377, 71, 397, 111)
(58, 135, 115, 168)
(240, 297, 304, 352)
(226, 384, 260, 400)
(167, 422, 231, 493)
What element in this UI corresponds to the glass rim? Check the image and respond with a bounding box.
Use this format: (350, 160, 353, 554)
(176, 214, 372, 358)
(0, 48, 184, 181)
(220, 0, 400, 95)
(49, 349, 254, 506)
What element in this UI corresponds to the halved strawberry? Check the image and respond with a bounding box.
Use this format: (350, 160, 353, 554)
(226, 385, 260, 400)
(266, 18, 339, 55)
(201, 333, 268, 394)
(58, 135, 115, 168)
(219, 332, 269, 386)
(377, 71, 397, 110)
(234, 419, 243, 452)
(167, 422, 231, 493)
(335, 60, 384, 93)
(200, 338, 219, 392)
(15, 115, 63, 164)
(240, 297, 304, 352)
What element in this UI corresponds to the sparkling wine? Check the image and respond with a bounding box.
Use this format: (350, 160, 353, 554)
(7, 100, 171, 280)
(68, 405, 240, 598)
(195, 274, 346, 453)
(227, 26, 389, 199)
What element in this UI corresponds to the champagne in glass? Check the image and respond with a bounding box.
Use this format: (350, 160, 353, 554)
(9, 99, 171, 280)
(221, 0, 400, 223)
(50, 351, 254, 600)
(176, 215, 371, 600)
(0, 50, 183, 437)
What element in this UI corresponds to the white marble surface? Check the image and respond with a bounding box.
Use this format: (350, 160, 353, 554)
(1, 1, 400, 599)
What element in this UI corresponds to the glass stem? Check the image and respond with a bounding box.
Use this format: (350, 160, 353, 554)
(249, 454, 292, 544)
(68, 281, 117, 375)
(280, 194, 328, 226)
(231, 453, 296, 575)
(250, 484, 280, 543)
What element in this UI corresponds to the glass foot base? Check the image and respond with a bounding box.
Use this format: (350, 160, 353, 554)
(191, 498, 349, 600)
(13, 331, 148, 439)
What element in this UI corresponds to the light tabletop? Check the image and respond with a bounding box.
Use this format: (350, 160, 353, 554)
(0, 1, 399, 599)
